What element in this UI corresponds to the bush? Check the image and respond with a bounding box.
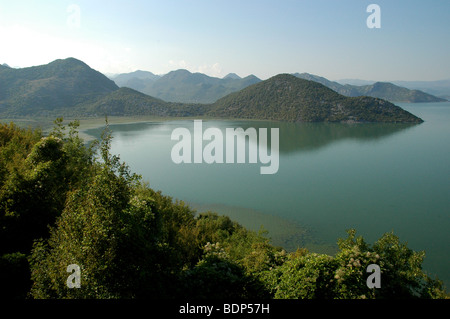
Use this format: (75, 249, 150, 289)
(266, 229, 447, 299)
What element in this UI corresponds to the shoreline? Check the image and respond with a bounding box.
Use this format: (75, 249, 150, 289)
(76, 116, 285, 142)
(188, 202, 338, 255)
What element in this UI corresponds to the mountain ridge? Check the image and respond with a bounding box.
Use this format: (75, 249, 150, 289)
(0, 58, 424, 123)
(111, 68, 262, 104)
(110, 67, 446, 104)
(223, 73, 241, 80)
(339, 78, 450, 101)
(0, 57, 118, 116)
(293, 73, 446, 103)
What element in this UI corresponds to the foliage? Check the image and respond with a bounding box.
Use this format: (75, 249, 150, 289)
(0, 252, 31, 299)
(0, 119, 93, 254)
(180, 242, 270, 299)
(263, 229, 446, 299)
(271, 252, 337, 299)
(0, 119, 95, 297)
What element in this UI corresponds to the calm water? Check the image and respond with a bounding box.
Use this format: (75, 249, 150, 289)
(86, 102, 450, 287)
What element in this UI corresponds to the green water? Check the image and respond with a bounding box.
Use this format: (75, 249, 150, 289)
(85, 102, 450, 287)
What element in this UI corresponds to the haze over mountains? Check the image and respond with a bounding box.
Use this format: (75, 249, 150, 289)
(0, 57, 428, 123)
(110, 69, 447, 104)
(293, 73, 447, 103)
(111, 69, 261, 104)
(337, 78, 450, 101)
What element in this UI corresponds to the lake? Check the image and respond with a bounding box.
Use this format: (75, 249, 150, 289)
(85, 102, 450, 287)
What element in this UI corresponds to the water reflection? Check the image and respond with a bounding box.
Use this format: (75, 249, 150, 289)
(85, 120, 419, 155)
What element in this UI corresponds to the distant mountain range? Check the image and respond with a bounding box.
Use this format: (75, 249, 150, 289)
(293, 73, 446, 103)
(110, 69, 261, 104)
(337, 78, 450, 101)
(393, 80, 450, 101)
(110, 69, 446, 104)
(0, 58, 424, 123)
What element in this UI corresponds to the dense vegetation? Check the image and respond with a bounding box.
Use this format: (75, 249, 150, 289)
(0, 119, 446, 299)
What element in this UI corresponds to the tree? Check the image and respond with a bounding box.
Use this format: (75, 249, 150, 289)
(0, 120, 92, 299)
(269, 251, 337, 299)
(266, 229, 447, 299)
(29, 121, 165, 298)
(180, 242, 270, 299)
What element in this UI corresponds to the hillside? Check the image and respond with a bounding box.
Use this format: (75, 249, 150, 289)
(294, 73, 446, 103)
(0, 59, 206, 118)
(208, 74, 423, 123)
(0, 58, 118, 116)
(74, 87, 205, 118)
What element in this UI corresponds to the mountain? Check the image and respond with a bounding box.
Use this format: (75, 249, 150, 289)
(336, 78, 376, 86)
(0, 58, 118, 116)
(111, 70, 160, 91)
(112, 69, 261, 103)
(223, 73, 241, 80)
(294, 73, 446, 103)
(391, 79, 450, 101)
(345, 82, 446, 103)
(293, 73, 344, 93)
(338, 78, 450, 100)
(73, 87, 205, 118)
(0, 58, 424, 123)
(0, 58, 208, 118)
(208, 74, 423, 123)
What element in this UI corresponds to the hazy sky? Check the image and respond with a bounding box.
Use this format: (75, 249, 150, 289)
(0, 0, 449, 81)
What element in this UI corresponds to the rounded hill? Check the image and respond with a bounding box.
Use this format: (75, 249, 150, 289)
(208, 74, 423, 123)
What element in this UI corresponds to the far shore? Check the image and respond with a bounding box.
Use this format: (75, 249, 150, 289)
(1, 115, 284, 142)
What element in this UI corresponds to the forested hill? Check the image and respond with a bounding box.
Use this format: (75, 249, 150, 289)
(0, 58, 118, 116)
(0, 59, 423, 123)
(208, 74, 424, 123)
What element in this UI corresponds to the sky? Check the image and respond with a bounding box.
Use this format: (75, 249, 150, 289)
(0, 0, 449, 81)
